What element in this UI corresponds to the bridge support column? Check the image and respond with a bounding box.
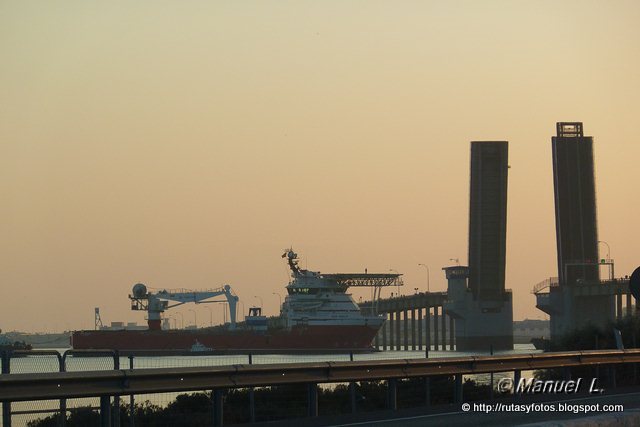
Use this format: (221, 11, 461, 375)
(382, 313, 388, 351)
(403, 310, 409, 350)
(433, 307, 439, 351)
(418, 308, 423, 350)
(627, 293, 633, 317)
(389, 311, 396, 350)
(425, 308, 431, 351)
(395, 311, 401, 351)
(449, 316, 455, 350)
(441, 310, 447, 350)
(411, 309, 416, 350)
(617, 293, 623, 321)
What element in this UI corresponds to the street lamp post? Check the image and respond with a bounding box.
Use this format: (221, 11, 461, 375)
(598, 240, 613, 280)
(418, 263, 430, 292)
(272, 292, 282, 308)
(598, 241, 611, 261)
(176, 312, 184, 329)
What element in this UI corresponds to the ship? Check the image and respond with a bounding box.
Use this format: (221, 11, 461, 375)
(71, 249, 402, 353)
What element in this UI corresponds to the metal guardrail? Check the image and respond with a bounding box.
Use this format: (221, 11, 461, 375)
(532, 277, 559, 294)
(2, 349, 640, 401)
(2, 349, 640, 426)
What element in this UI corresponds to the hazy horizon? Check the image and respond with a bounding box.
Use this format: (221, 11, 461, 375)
(2, 1, 639, 332)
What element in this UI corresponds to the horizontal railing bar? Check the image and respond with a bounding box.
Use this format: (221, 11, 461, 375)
(1, 349, 639, 401)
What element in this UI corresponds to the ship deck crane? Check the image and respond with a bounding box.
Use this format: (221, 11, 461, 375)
(129, 283, 238, 331)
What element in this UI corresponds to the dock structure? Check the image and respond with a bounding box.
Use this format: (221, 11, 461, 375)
(360, 292, 454, 351)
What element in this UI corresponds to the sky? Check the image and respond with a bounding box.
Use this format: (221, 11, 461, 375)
(2, 1, 639, 332)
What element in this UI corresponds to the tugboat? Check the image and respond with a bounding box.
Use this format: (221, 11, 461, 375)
(71, 249, 402, 352)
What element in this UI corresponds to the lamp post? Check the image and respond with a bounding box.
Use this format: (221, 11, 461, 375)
(389, 269, 400, 296)
(188, 309, 197, 328)
(598, 241, 611, 261)
(175, 312, 184, 329)
(418, 263, 430, 292)
(598, 240, 613, 280)
(272, 292, 282, 307)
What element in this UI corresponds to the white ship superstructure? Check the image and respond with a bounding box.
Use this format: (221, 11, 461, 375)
(281, 249, 399, 329)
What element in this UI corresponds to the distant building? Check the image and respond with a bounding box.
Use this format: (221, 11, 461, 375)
(513, 319, 550, 343)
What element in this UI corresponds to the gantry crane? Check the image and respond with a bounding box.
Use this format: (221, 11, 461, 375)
(129, 283, 238, 330)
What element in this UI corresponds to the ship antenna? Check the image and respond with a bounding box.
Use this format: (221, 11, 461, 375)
(282, 248, 301, 276)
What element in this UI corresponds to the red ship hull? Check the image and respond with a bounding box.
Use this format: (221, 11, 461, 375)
(71, 325, 380, 352)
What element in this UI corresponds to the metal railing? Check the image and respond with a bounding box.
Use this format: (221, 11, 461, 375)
(2, 349, 640, 426)
(532, 277, 559, 294)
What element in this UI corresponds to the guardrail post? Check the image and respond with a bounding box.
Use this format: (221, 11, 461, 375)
(58, 351, 66, 427)
(249, 388, 256, 423)
(489, 345, 494, 400)
(610, 366, 617, 389)
(113, 351, 120, 427)
(350, 382, 357, 413)
(2, 350, 11, 427)
(128, 355, 135, 427)
(424, 377, 430, 407)
(387, 378, 397, 411)
(633, 334, 638, 385)
(348, 352, 356, 413)
(212, 389, 223, 427)
(100, 396, 111, 427)
(454, 374, 463, 403)
(307, 383, 318, 417)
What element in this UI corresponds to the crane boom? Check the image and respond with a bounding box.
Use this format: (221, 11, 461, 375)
(129, 283, 238, 331)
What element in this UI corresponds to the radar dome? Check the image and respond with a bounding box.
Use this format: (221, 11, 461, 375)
(132, 283, 147, 298)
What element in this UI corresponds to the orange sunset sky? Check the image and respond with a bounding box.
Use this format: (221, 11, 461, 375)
(2, 1, 639, 332)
